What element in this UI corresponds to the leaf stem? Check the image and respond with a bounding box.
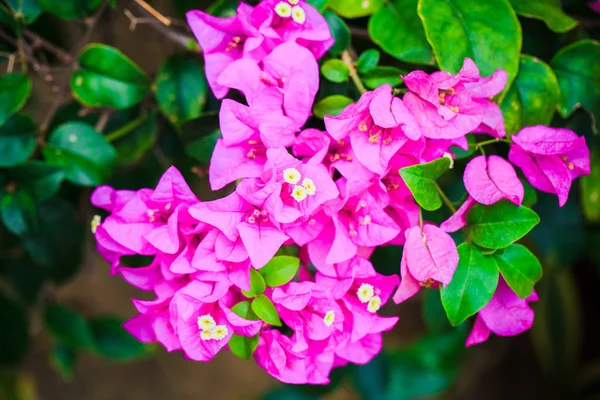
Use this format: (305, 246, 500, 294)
(132, 0, 171, 26)
(105, 113, 148, 142)
(341, 50, 367, 95)
(435, 182, 457, 214)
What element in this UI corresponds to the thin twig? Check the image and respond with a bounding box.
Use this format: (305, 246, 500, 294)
(341, 50, 367, 95)
(133, 0, 171, 26)
(435, 182, 457, 214)
(94, 109, 113, 132)
(22, 30, 72, 64)
(349, 26, 370, 40)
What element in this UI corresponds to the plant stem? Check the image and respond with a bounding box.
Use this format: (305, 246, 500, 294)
(133, 0, 171, 26)
(475, 138, 511, 149)
(435, 182, 457, 214)
(341, 50, 367, 95)
(105, 113, 148, 142)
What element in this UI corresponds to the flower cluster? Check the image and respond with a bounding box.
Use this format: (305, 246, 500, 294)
(91, 0, 590, 384)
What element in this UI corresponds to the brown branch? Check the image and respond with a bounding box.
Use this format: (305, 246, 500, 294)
(133, 0, 171, 26)
(577, 17, 600, 30)
(342, 50, 367, 94)
(349, 26, 370, 40)
(22, 30, 72, 64)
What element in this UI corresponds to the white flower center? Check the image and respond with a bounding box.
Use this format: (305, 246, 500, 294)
(367, 295, 382, 313)
(291, 5, 306, 24)
(323, 310, 335, 327)
(283, 167, 301, 184)
(90, 215, 101, 234)
(301, 178, 316, 195)
(275, 2, 292, 17)
(357, 283, 374, 303)
(291, 185, 308, 202)
(210, 325, 229, 340)
(197, 314, 216, 331)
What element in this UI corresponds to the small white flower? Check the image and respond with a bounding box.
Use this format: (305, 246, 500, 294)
(283, 167, 301, 184)
(275, 2, 292, 17)
(323, 310, 335, 327)
(90, 215, 101, 234)
(200, 330, 212, 341)
(197, 314, 216, 331)
(288, 0, 300, 4)
(367, 295, 382, 313)
(302, 178, 316, 195)
(210, 325, 229, 340)
(291, 185, 308, 202)
(291, 5, 306, 24)
(356, 283, 375, 303)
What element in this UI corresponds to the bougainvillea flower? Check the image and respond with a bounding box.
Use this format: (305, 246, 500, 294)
(589, 0, 600, 13)
(325, 84, 421, 176)
(464, 155, 524, 205)
(218, 41, 319, 127)
(508, 126, 590, 206)
(440, 197, 476, 233)
(393, 224, 459, 304)
(403, 58, 507, 139)
(466, 279, 538, 346)
(254, 329, 310, 384)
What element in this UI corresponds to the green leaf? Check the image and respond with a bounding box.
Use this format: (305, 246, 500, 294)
(323, 10, 350, 55)
(399, 156, 451, 211)
(369, 0, 434, 65)
(89, 316, 153, 361)
(0, 293, 29, 365)
(71, 44, 150, 109)
(6, 0, 43, 24)
(361, 66, 404, 90)
(0, 161, 64, 235)
(242, 269, 266, 297)
(50, 342, 77, 380)
(111, 113, 158, 165)
(581, 150, 600, 223)
(231, 301, 259, 320)
(155, 55, 208, 126)
(313, 95, 353, 119)
(0, 73, 32, 127)
(259, 256, 300, 287)
(321, 59, 350, 83)
(307, 0, 329, 12)
(37, 0, 102, 20)
(551, 40, 600, 133)
(508, 0, 577, 33)
(441, 243, 499, 326)
(44, 303, 95, 349)
(418, 0, 521, 94)
(43, 122, 117, 186)
(501, 55, 560, 135)
(228, 333, 259, 361)
(329, 0, 384, 18)
(356, 49, 380, 74)
(422, 289, 453, 334)
(0, 113, 37, 167)
(22, 199, 84, 283)
(251, 294, 281, 326)
(494, 244, 542, 298)
(186, 130, 221, 165)
(467, 200, 540, 250)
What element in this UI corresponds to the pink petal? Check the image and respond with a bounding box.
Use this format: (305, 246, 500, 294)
(464, 155, 524, 205)
(237, 221, 288, 268)
(404, 225, 458, 286)
(440, 197, 476, 233)
(479, 280, 535, 336)
(392, 253, 421, 303)
(512, 126, 580, 155)
(466, 316, 491, 346)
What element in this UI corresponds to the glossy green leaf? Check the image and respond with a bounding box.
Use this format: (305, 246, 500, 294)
(6, 0, 43, 23)
(259, 256, 300, 287)
(509, 0, 577, 33)
(0, 293, 29, 365)
(155, 55, 207, 126)
(44, 303, 95, 349)
(356, 49, 380, 74)
(329, 0, 383, 18)
(399, 156, 451, 211)
(111, 113, 158, 165)
(186, 130, 221, 165)
(0, 113, 37, 167)
(581, 150, 600, 223)
(441, 243, 499, 326)
(418, 0, 521, 93)
(321, 59, 350, 83)
(228, 333, 259, 361)
(50, 342, 77, 380)
(551, 40, 600, 133)
(361, 66, 404, 90)
(307, 0, 329, 12)
(323, 11, 349, 55)
(37, 0, 102, 20)
(72, 44, 150, 109)
(90, 316, 153, 361)
(22, 199, 84, 283)
(251, 294, 281, 326)
(231, 301, 259, 320)
(242, 269, 266, 297)
(0, 186, 36, 235)
(494, 244, 542, 298)
(0, 73, 32, 127)
(466, 201, 540, 250)
(43, 122, 117, 186)
(369, 0, 434, 65)
(501, 55, 560, 135)
(313, 95, 353, 119)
